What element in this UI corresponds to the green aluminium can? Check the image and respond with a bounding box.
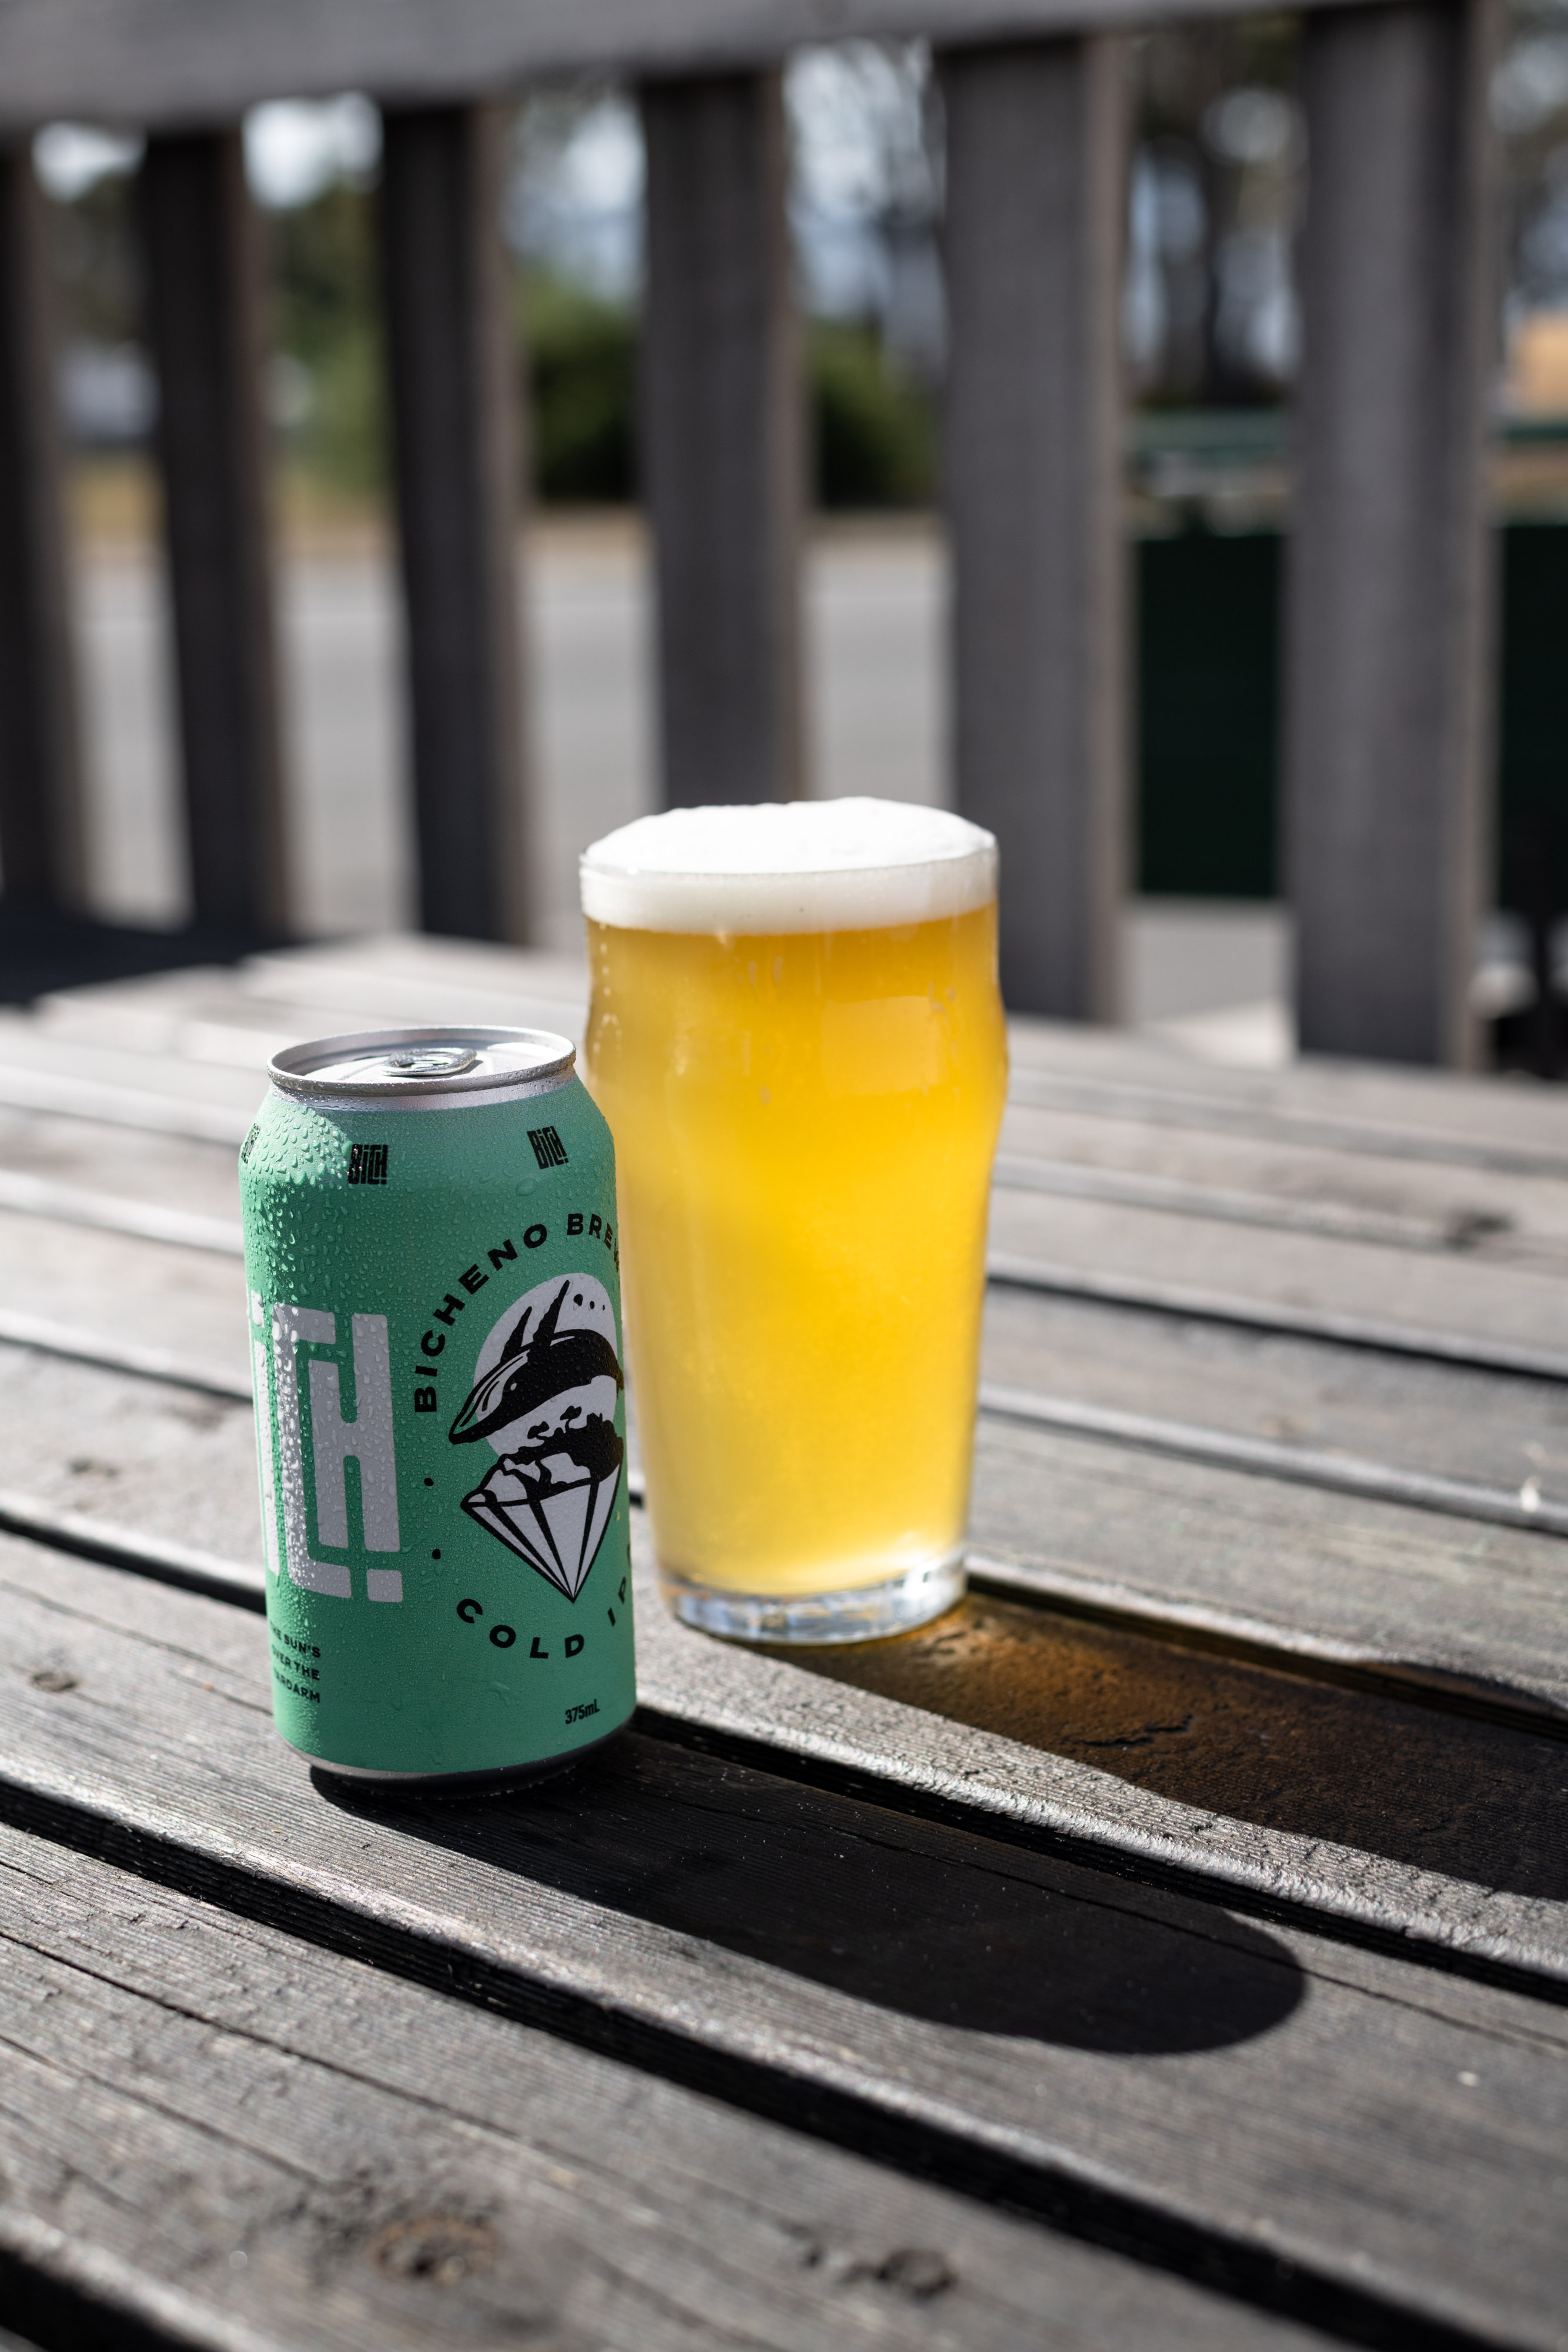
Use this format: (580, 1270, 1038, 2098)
(239, 1025, 636, 1788)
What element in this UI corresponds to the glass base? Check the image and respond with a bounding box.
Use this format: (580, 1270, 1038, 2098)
(658, 1552, 965, 1645)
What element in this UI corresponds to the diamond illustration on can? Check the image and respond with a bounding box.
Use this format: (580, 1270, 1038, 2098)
(449, 1273, 624, 1601)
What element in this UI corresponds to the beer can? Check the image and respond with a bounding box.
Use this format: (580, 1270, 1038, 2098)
(240, 1026, 636, 1788)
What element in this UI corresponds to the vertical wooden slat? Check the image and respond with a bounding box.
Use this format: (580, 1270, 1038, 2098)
(1285, 0, 1499, 1067)
(0, 141, 84, 910)
(139, 130, 286, 936)
(641, 71, 803, 807)
(941, 39, 1128, 1021)
(380, 102, 528, 943)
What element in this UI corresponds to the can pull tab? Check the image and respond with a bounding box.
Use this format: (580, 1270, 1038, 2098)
(379, 1046, 480, 1079)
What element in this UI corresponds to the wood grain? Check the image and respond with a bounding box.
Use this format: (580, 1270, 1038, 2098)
(0, 1207, 248, 1379)
(641, 72, 803, 808)
(0, 1340, 262, 1563)
(1286, 0, 1497, 1067)
(0, 1104, 240, 1225)
(45, 943, 1568, 1165)
(988, 1180, 1568, 1359)
(999, 1096, 1568, 1271)
(0, 1822, 1302, 2352)
(966, 1411, 1568, 1719)
(981, 1281, 1568, 1499)
(139, 131, 287, 936)
(1004, 1045, 1568, 1151)
(381, 102, 530, 943)
(942, 36, 1126, 1020)
(0, 0, 1403, 133)
(3, 1534, 1568, 2352)
(8, 1230, 1568, 1975)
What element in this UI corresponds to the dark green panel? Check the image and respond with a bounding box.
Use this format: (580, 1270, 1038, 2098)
(1136, 526, 1281, 898)
(1497, 523, 1568, 910)
(1136, 519, 1568, 906)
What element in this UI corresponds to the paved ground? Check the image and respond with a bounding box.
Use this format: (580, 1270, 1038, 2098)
(71, 516, 1288, 1055)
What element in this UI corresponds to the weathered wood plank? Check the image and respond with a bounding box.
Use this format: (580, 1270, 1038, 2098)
(52, 938, 1568, 1168)
(641, 71, 803, 807)
(199, 947, 1568, 1165)
(14, 1154, 1568, 1542)
(1005, 1056, 1568, 1178)
(380, 102, 529, 943)
(1286, 0, 1499, 1066)
(981, 1282, 1568, 1499)
(139, 130, 287, 937)
(10, 1248, 1568, 1728)
(0, 1164, 240, 1251)
(41, 942, 1568, 1170)
(0, 1824, 1290, 2352)
(0, 1005, 272, 1100)
(12, 1465, 1568, 2011)
(25, 1404, 1568, 1940)
(981, 1377, 1568, 1541)
(630, 1541, 1568, 1988)
(941, 36, 1126, 1020)
(0, 0, 1398, 136)
(5, 1542, 1568, 2346)
(988, 1180, 1568, 1361)
(999, 1097, 1568, 1273)
(31, 958, 1568, 1280)
(0, 140, 83, 912)
(237, 934, 591, 1014)
(964, 1408, 1568, 1720)
(20, 994, 1568, 1378)
(12, 1277, 1568, 1749)
(0, 1342, 260, 1565)
(0, 1107, 240, 1224)
(0, 1052, 255, 1144)
(784, 1570, 1568, 1893)
(9, 1232, 1568, 1589)
(0, 1206, 248, 1379)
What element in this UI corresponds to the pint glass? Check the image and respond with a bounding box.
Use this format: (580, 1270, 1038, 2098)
(581, 798, 1007, 1643)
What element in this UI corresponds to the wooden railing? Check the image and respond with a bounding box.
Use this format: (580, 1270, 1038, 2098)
(0, 0, 1502, 1065)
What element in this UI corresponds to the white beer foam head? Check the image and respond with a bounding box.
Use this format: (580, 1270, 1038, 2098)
(580, 799, 998, 934)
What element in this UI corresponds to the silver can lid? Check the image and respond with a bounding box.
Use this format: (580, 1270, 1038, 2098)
(269, 1025, 576, 1102)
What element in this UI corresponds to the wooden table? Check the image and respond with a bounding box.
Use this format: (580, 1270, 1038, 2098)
(2, 934, 1567, 2352)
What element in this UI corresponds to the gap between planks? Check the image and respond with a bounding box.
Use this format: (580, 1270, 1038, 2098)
(1007, 1065, 1568, 1182)
(0, 1770, 1493, 2352)
(0, 1561, 1552, 2352)
(3, 1294, 1561, 1549)
(0, 1820, 1332, 2352)
(9, 1484, 1568, 2012)
(6, 1308, 1568, 1732)
(5, 1142, 1566, 1385)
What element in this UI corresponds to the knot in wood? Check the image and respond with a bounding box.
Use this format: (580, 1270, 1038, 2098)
(369, 2214, 496, 2286)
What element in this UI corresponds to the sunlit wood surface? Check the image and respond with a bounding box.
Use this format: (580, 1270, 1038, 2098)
(4, 935, 1568, 2351)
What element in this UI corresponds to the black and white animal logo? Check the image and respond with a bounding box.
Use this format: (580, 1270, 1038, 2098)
(449, 1274, 624, 1602)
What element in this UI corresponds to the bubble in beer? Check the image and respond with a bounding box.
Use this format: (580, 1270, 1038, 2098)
(580, 797, 997, 935)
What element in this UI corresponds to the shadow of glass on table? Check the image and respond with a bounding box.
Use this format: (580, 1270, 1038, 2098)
(774, 1594, 1568, 1905)
(314, 1726, 1303, 2057)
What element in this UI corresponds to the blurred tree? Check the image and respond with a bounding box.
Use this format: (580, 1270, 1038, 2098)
(810, 320, 933, 505)
(269, 181, 387, 499)
(1130, 16, 1300, 407)
(53, 169, 142, 348)
(524, 273, 636, 500)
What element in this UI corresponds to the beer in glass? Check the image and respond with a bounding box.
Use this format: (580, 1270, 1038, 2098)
(581, 798, 1007, 1643)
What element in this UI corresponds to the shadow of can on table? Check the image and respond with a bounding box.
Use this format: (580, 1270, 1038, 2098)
(580, 799, 1008, 1645)
(239, 1026, 637, 1787)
